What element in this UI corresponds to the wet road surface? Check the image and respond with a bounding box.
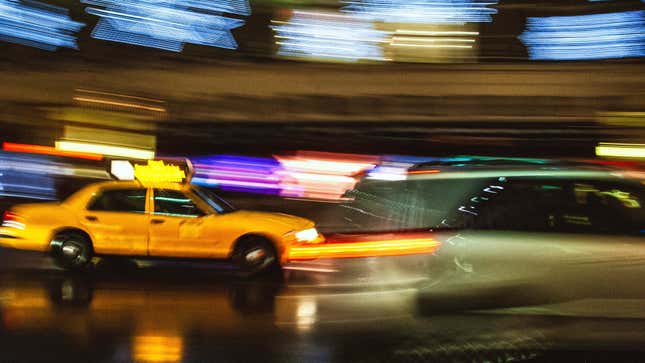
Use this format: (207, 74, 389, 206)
(2, 248, 645, 362)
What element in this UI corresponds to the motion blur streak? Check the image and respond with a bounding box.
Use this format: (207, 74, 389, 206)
(342, 0, 498, 24)
(55, 140, 154, 160)
(76, 88, 167, 104)
(0, 153, 57, 200)
(288, 235, 441, 260)
(72, 97, 167, 113)
(390, 31, 477, 49)
(2, 142, 103, 161)
(271, 11, 389, 62)
(191, 155, 283, 194)
(276, 151, 377, 200)
(520, 11, 645, 60)
(83, 0, 247, 52)
(596, 142, 645, 159)
(407, 169, 441, 175)
(133, 335, 183, 363)
(0, 0, 83, 50)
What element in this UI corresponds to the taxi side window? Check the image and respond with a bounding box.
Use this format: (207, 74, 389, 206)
(153, 189, 204, 217)
(87, 188, 146, 213)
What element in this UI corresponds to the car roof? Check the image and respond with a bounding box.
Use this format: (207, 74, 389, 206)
(85, 180, 189, 190)
(402, 164, 626, 182)
(86, 180, 144, 190)
(409, 156, 610, 170)
(359, 163, 628, 184)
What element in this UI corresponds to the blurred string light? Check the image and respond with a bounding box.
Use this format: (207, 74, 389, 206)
(390, 29, 478, 50)
(191, 155, 283, 195)
(82, 0, 249, 52)
(520, 11, 645, 60)
(271, 10, 390, 62)
(74, 88, 167, 114)
(341, 0, 498, 24)
(0, 0, 83, 50)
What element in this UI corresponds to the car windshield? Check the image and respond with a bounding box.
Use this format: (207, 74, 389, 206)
(191, 186, 236, 214)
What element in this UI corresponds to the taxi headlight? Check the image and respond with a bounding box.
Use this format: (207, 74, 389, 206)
(295, 228, 319, 243)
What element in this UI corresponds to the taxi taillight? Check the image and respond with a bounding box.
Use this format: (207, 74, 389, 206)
(2, 211, 25, 229)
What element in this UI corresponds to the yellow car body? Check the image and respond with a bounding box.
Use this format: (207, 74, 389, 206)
(0, 180, 323, 268)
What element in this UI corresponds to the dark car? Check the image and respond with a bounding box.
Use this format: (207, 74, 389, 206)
(342, 162, 645, 312)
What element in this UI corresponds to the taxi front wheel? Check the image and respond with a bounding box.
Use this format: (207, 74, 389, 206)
(51, 232, 93, 271)
(232, 236, 278, 277)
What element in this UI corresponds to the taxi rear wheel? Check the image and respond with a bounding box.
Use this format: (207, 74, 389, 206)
(232, 237, 278, 277)
(51, 232, 93, 271)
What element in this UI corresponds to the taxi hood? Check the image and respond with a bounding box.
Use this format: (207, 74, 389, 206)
(229, 210, 313, 230)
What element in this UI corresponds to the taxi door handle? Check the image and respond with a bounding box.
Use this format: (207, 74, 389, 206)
(85, 215, 98, 222)
(151, 219, 165, 224)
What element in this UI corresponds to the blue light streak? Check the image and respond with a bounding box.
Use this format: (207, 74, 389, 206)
(341, 0, 498, 24)
(272, 11, 389, 62)
(520, 11, 645, 60)
(83, 0, 248, 52)
(0, 0, 83, 51)
(190, 155, 284, 195)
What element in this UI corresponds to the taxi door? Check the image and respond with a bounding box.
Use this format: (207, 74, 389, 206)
(147, 188, 218, 258)
(81, 187, 149, 255)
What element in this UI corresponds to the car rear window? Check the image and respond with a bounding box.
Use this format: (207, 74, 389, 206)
(87, 188, 146, 213)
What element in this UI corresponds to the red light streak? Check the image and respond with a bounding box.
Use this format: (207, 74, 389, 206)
(3, 142, 103, 161)
(407, 169, 440, 175)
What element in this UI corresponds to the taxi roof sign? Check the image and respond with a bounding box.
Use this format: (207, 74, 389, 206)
(134, 160, 187, 186)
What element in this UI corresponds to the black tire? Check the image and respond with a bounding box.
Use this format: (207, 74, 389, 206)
(232, 236, 279, 277)
(51, 232, 93, 271)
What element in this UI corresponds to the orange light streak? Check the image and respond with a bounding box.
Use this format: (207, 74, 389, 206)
(73, 97, 167, 113)
(288, 236, 441, 260)
(407, 169, 440, 175)
(3, 142, 103, 161)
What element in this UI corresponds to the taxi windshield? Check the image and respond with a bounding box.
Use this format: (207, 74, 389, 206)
(191, 186, 236, 214)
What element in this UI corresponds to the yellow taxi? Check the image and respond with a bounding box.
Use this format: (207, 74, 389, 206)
(0, 162, 324, 275)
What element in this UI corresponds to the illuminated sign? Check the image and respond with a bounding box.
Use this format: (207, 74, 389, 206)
(110, 160, 135, 180)
(341, 0, 498, 24)
(0, 0, 84, 51)
(134, 160, 186, 185)
(82, 0, 248, 52)
(520, 11, 645, 60)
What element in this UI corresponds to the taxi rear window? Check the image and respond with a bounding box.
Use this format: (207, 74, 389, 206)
(87, 188, 146, 213)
